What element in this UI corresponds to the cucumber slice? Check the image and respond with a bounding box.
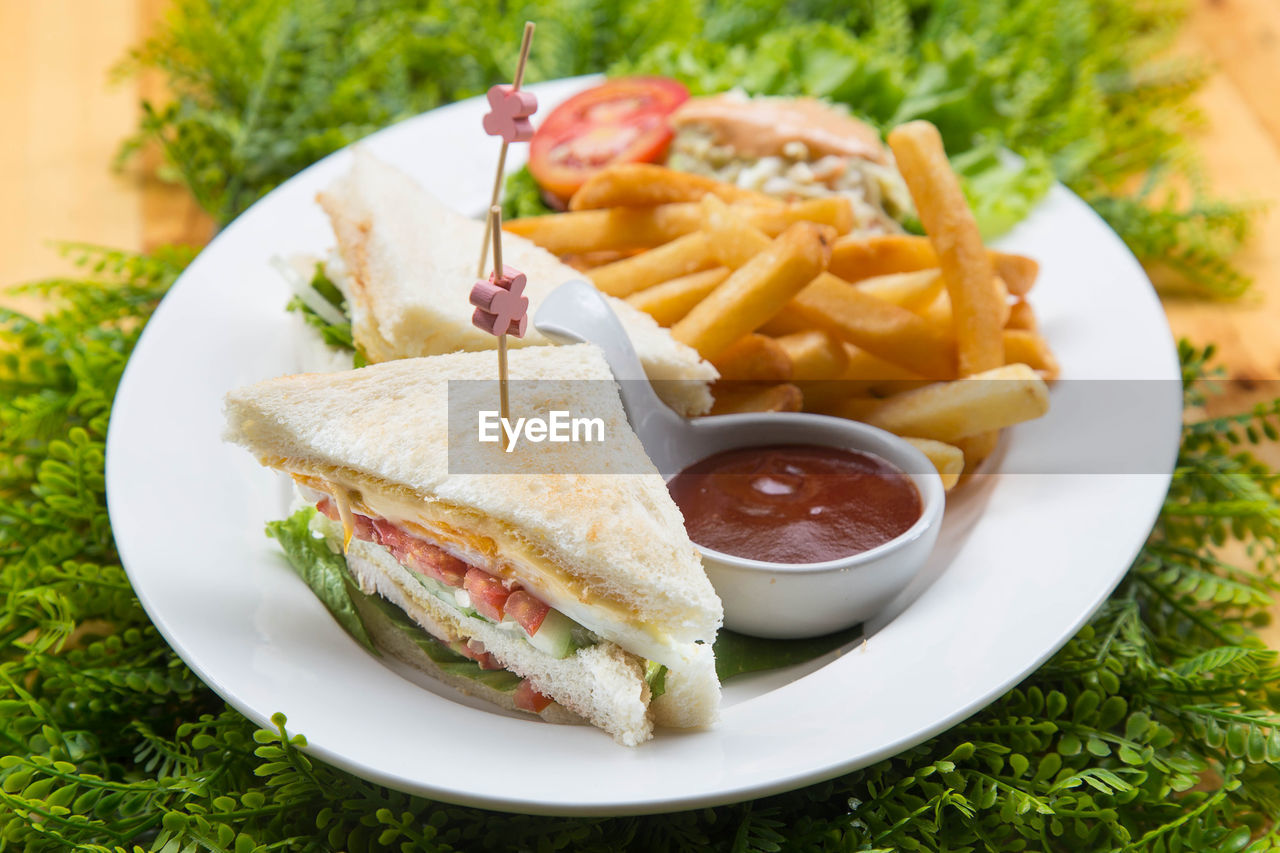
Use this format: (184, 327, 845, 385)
(525, 608, 574, 659)
(408, 570, 482, 619)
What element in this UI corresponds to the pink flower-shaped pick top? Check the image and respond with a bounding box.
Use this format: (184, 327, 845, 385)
(470, 265, 529, 338)
(482, 84, 538, 143)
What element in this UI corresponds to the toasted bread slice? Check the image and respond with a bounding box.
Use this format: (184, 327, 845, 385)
(317, 150, 717, 416)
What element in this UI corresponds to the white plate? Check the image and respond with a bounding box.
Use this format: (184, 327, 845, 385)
(106, 77, 1181, 815)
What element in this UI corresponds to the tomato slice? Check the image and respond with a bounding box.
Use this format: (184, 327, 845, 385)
(456, 639, 503, 671)
(315, 498, 378, 543)
(464, 568, 512, 622)
(503, 590, 550, 636)
(372, 519, 470, 588)
(514, 679, 555, 713)
(529, 77, 689, 203)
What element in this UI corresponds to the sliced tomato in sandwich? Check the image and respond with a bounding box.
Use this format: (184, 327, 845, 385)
(514, 679, 555, 713)
(464, 568, 512, 622)
(503, 590, 550, 636)
(528, 77, 689, 204)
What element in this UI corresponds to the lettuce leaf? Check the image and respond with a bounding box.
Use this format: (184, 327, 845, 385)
(501, 165, 554, 220)
(954, 145, 1056, 240)
(285, 295, 356, 350)
(284, 266, 369, 366)
(714, 625, 864, 682)
(266, 507, 519, 691)
(360, 575, 523, 693)
(265, 507, 377, 654)
(644, 661, 667, 699)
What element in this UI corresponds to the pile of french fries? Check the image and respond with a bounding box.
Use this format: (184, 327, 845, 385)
(506, 121, 1057, 490)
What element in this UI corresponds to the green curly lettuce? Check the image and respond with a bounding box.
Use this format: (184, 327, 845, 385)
(501, 165, 555, 220)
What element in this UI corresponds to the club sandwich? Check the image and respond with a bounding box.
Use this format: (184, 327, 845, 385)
(224, 344, 722, 745)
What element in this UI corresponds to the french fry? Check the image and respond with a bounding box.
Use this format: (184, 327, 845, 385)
(560, 250, 633, 271)
(789, 273, 957, 379)
(847, 363, 1050, 443)
(709, 382, 803, 415)
(702, 195, 771, 267)
(507, 198, 851, 255)
(703, 194, 856, 252)
(799, 345, 929, 414)
(995, 254, 1039, 297)
(827, 396, 883, 422)
(1003, 329, 1060, 380)
(888, 121, 1004, 376)
(855, 269, 944, 311)
(915, 277, 1010, 328)
(774, 330, 848, 380)
(672, 222, 835, 360)
(915, 290, 951, 328)
(829, 234, 938, 280)
(842, 343, 924, 379)
(955, 431, 1001, 474)
(746, 197, 855, 237)
(699, 200, 957, 377)
(711, 334, 794, 382)
(903, 437, 964, 491)
(830, 234, 1039, 296)
(1006, 298, 1037, 331)
(625, 267, 729, 326)
(838, 344, 930, 396)
(587, 231, 716, 297)
(757, 306, 813, 337)
(568, 163, 780, 210)
(506, 204, 704, 254)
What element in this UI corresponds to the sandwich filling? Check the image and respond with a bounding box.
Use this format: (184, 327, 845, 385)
(666, 92, 913, 234)
(297, 508, 668, 744)
(293, 473, 706, 671)
(312, 495, 604, 664)
(301, 485, 672, 713)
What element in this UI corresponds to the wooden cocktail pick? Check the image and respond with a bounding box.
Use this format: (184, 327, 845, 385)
(469, 206, 529, 450)
(477, 21, 537, 278)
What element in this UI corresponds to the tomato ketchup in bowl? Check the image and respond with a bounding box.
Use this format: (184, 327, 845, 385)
(667, 444, 923, 565)
(653, 416, 943, 639)
(535, 281, 944, 639)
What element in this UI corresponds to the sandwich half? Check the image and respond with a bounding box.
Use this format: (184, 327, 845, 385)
(315, 149, 717, 417)
(225, 344, 722, 745)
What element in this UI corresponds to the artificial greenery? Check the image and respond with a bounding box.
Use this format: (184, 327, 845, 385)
(1, 0, 1273, 846)
(2, 247, 1279, 850)
(122, 0, 1254, 296)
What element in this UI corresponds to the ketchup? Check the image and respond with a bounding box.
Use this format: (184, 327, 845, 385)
(667, 444, 922, 564)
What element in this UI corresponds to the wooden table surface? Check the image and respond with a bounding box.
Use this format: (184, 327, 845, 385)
(2, 0, 1278, 645)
